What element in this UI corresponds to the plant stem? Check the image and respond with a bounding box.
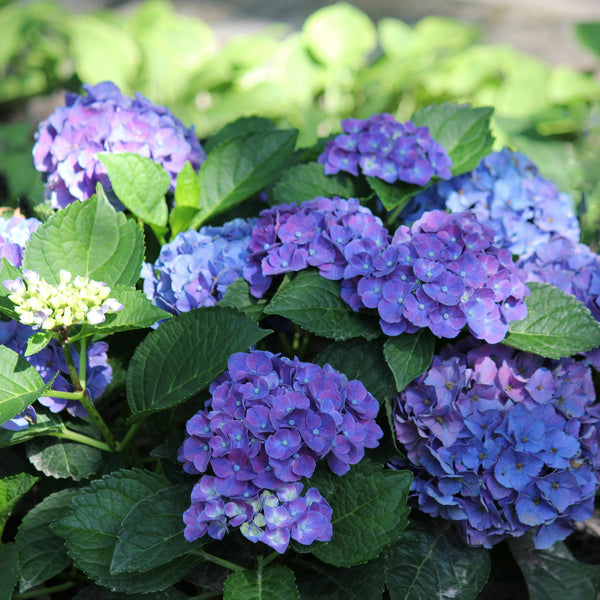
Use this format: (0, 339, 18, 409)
(78, 337, 88, 385)
(14, 581, 74, 599)
(50, 426, 112, 452)
(116, 420, 142, 453)
(261, 551, 279, 568)
(43, 389, 84, 400)
(192, 549, 245, 572)
(61, 342, 83, 391)
(77, 392, 117, 450)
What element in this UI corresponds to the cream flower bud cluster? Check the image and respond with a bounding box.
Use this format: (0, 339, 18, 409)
(3, 269, 124, 330)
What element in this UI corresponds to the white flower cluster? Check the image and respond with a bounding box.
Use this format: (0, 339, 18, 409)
(3, 269, 123, 330)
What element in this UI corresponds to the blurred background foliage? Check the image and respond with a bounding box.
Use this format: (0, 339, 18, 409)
(2, 0, 600, 243)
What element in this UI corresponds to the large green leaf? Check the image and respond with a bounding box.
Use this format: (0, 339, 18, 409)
(174, 161, 201, 208)
(366, 176, 423, 212)
(219, 278, 267, 321)
(264, 271, 381, 341)
(23, 193, 145, 288)
(510, 537, 600, 600)
(308, 460, 412, 567)
(51, 469, 197, 593)
(384, 330, 435, 393)
(126, 307, 271, 417)
(314, 338, 396, 402)
(271, 163, 357, 206)
(26, 436, 103, 481)
(98, 153, 170, 228)
(504, 282, 600, 359)
(111, 484, 206, 574)
(0, 345, 51, 429)
(0, 543, 18, 600)
(15, 488, 78, 592)
(0, 473, 37, 535)
(191, 129, 298, 228)
(385, 521, 490, 600)
(203, 116, 276, 154)
(412, 103, 494, 175)
(223, 565, 299, 600)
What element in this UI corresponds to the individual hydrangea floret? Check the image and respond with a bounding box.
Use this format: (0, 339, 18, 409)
(401, 148, 580, 257)
(243, 196, 387, 298)
(0, 321, 112, 430)
(32, 81, 205, 209)
(141, 218, 254, 316)
(3, 269, 124, 330)
(178, 349, 383, 552)
(318, 113, 452, 186)
(391, 340, 600, 549)
(0, 214, 41, 268)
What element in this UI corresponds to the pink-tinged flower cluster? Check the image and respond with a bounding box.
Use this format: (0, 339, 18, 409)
(391, 340, 600, 549)
(0, 214, 41, 268)
(0, 321, 112, 431)
(178, 349, 383, 552)
(32, 81, 205, 209)
(244, 197, 529, 343)
(318, 113, 452, 186)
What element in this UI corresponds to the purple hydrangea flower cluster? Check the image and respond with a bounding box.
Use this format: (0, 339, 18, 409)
(141, 218, 255, 317)
(243, 196, 385, 298)
(391, 340, 600, 549)
(32, 81, 205, 209)
(0, 321, 112, 431)
(244, 197, 529, 343)
(178, 349, 383, 552)
(0, 215, 41, 268)
(401, 148, 580, 257)
(318, 113, 452, 186)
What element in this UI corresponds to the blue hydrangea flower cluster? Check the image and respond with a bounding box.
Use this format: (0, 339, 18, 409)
(0, 321, 112, 430)
(142, 219, 254, 317)
(0, 215, 41, 268)
(391, 340, 600, 549)
(178, 349, 383, 552)
(317, 113, 452, 186)
(32, 81, 205, 209)
(244, 198, 529, 343)
(401, 148, 580, 257)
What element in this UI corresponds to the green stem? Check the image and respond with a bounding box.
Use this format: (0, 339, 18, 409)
(50, 426, 112, 452)
(278, 332, 294, 358)
(116, 420, 142, 453)
(78, 392, 117, 450)
(261, 551, 279, 568)
(78, 337, 88, 386)
(62, 342, 83, 391)
(15, 581, 74, 599)
(193, 549, 245, 572)
(43, 389, 84, 400)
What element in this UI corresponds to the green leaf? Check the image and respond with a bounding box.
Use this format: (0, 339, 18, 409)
(26, 436, 103, 481)
(71, 286, 170, 341)
(296, 556, 385, 600)
(303, 3, 377, 68)
(98, 153, 170, 227)
(0, 345, 51, 429)
(0, 411, 63, 448)
(314, 338, 396, 402)
(0, 543, 18, 600)
(51, 469, 197, 593)
(366, 176, 422, 212)
(271, 163, 357, 206)
(191, 129, 298, 228)
(264, 270, 381, 341)
(308, 460, 412, 567)
(127, 307, 271, 417)
(384, 331, 435, 393)
(0, 257, 20, 319)
(385, 520, 490, 600)
(23, 193, 145, 288)
(169, 206, 201, 237)
(174, 162, 201, 208)
(15, 488, 78, 591)
(510, 537, 600, 600)
(504, 282, 600, 359)
(203, 116, 276, 154)
(219, 278, 267, 321)
(223, 565, 299, 600)
(72, 585, 189, 600)
(412, 103, 495, 175)
(111, 484, 206, 574)
(575, 22, 600, 60)
(0, 473, 37, 535)
(24, 331, 52, 357)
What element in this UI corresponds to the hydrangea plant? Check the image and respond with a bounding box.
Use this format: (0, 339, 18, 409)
(1, 88, 600, 600)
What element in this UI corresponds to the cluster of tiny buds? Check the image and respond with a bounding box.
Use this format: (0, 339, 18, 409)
(3, 269, 123, 330)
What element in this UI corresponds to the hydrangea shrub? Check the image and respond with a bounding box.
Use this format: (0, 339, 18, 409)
(2, 90, 600, 600)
